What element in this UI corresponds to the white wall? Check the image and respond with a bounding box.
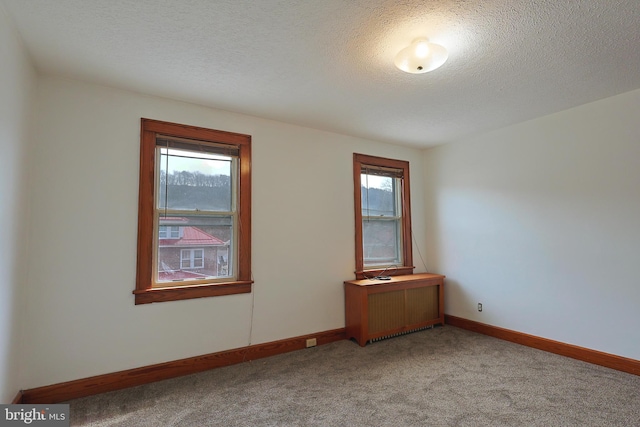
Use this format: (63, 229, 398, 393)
(0, 4, 36, 402)
(22, 76, 427, 389)
(424, 89, 640, 359)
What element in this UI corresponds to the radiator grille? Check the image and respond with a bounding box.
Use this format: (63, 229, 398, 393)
(406, 285, 439, 324)
(367, 286, 439, 341)
(368, 290, 404, 334)
(369, 325, 435, 342)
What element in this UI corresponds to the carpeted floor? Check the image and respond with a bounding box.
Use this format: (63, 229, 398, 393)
(67, 326, 640, 426)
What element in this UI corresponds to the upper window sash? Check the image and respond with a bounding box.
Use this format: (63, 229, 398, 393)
(155, 143, 237, 214)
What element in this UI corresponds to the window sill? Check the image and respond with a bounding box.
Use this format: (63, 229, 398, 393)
(133, 280, 253, 305)
(355, 266, 415, 280)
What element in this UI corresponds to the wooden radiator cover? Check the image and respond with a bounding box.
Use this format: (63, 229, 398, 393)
(344, 273, 445, 346)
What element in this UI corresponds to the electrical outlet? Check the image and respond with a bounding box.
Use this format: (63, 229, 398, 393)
(478, 303, 483, 312)
(306, 338, 317, 348)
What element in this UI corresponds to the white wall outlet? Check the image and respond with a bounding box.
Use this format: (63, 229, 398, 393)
(478, 303, 483, 312)
(306, 338, 317, 348)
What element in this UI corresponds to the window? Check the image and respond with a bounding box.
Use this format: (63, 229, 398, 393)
(353, 153, 413, 279)
(159, 226, 180, 239)
(135, 119, 252, 304)
(181, 249, 204, 269)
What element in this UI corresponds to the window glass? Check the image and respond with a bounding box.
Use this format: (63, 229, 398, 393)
(361, 173, 402, 267)
(361, 174, 396, 217)
(156, 215, 233, 283)
(154, 143, 236, 286)
(158, 148, 232, 212)
(362, 218, 402, 266)
(169, 227, 179, 238)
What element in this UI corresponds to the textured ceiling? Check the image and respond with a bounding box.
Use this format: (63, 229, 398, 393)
(3, 0, 640, 147)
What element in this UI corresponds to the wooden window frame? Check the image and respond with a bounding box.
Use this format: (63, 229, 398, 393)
(134, 119, 252, 304)
(353, 153, 414, 280)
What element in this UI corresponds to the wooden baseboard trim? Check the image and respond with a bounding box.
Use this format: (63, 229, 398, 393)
(22, 328, 346, 404)
(445, 314, 640, 376)
(11, 390, 23, 404)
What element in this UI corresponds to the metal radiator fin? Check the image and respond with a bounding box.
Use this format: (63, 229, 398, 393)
(367, 286, 439, 343)
(370, 325, 435, 343)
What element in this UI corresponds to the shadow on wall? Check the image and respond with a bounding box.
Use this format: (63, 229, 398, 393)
(442, 278, 479, 321)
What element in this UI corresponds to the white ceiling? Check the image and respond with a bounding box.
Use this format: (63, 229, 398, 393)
(3, 0, 640, 147)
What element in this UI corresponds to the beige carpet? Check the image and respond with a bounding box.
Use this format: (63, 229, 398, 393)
(67, 326, 640, 426)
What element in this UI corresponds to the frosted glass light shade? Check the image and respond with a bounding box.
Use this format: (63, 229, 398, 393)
(394, 39, 448, 74)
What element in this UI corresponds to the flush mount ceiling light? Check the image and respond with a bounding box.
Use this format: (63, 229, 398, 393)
(394, 39, 448, 74)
